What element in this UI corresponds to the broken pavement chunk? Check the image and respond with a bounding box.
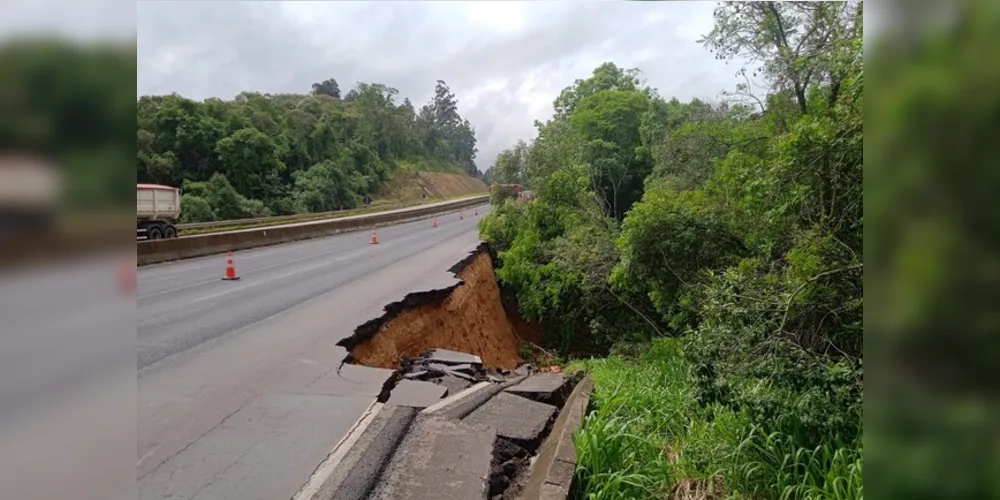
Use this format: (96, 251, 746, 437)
(402, 370, 430, 380)
(462, 392, 556, 443)
(368, 415, 496, 500)
(432, 374, 474, 396)
(385, 380, 448, 408)
(444, 368, 477, 382)
(504, 373, 571, 405)
(443, 363, 475, 374)
(424, 348, 483, 366)
(425, 362, 453, 374)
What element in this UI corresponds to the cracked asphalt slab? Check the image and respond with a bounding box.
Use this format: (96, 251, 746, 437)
(137, 206, 488, 500)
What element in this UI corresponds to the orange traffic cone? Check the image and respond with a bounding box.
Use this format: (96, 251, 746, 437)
(119, 259, 136, 293)
(370, 227, 379, 245)
(222, 251, 240, 280)
(432, 218, 438, 228)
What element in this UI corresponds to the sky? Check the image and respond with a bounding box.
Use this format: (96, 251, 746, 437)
(133, 1, 743, 172)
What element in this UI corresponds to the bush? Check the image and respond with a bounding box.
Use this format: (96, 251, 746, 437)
(489, 183, 520, 205)
(179, 194, 216, 223)
(477, 198, 526, 253)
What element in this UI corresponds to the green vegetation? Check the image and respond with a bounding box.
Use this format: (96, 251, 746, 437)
(479, 2, 862, 498)
(138, 79, 481, 222)
(0, 39, 134, 211)
(570, 339, 862, 500)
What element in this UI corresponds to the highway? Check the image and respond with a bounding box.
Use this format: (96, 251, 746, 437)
(137, 206, 488, 500)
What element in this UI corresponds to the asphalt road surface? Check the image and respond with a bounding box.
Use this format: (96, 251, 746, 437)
(138, 206, 489, 500)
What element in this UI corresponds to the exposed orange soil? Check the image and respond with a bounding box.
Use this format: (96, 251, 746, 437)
(348, 252, 523, 370)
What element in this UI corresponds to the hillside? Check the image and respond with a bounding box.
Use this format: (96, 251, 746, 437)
(376, 171, 488, 205)
(137, 79, 482, 224)
(479, 3, 863, 498)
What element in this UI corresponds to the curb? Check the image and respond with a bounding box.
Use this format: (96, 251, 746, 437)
(519, 376, 594, 500)
(294, 404, 419, 500)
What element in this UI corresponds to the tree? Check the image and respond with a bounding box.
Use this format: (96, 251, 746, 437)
(311, 78, 341, 99)
(553, 62, 646, 119)
(418, 80, 479, 174)
(570, 89, 653, 219)
(491, 140, 529, 186)
(292, 155, 366, 212)
(700, 1, 862, 116)
(215, 127, 286, 203)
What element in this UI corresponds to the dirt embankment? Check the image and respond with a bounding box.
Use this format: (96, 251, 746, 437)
(377, 172, 488, 205)
(343, 250, 523, 370)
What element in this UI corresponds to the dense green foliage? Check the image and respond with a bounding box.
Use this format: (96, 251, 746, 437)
(479, 2, 862, 497)
(138, 79, 480, 221)
(0, 39, 135, 210)
(571, 339, 862, 500)
(866, 1, 1000, 497)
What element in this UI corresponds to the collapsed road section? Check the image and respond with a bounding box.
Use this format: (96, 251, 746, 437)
(337, 244, 522, 370)
(298, 245, 592, 500)
(300, 360, 585, 500)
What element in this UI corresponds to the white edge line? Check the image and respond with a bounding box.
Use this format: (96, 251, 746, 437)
(292, 401, 385, 500)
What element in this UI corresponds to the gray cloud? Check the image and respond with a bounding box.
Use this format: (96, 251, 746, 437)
(138, 1, 741, 171)
(0, 0, 135, 41)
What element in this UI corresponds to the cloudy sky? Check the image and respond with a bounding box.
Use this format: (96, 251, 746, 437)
(135, 1, 742, 171)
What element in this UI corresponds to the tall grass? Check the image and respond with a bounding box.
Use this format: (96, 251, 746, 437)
(570, 339, 863, 500)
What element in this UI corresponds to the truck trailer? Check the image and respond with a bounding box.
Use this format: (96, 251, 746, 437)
(137, 183, 181, 239)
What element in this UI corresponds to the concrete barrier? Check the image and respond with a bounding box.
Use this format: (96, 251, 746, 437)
(519, 376, 594, 500)
(138, 196, 488, 265)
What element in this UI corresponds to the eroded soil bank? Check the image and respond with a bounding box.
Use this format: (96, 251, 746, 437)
(342, 248, 523, 370)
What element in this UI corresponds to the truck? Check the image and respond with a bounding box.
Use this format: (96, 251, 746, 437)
(137, 183, 181, 239)
(0, 154, 61, 237)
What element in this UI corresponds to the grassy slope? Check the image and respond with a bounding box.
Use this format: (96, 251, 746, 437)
(568, 339, 863, 500)
(375, 159, 488, 205)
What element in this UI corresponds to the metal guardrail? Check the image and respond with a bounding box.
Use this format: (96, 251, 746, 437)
(175, 195, 485, 232)
(176, 207, 368, 230)
(138, 195, 490, 265)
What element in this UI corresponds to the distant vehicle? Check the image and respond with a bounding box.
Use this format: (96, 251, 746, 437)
(137, 184, 181, 240)
(491, 184, 533, 203)
(0, 154, 61, 237)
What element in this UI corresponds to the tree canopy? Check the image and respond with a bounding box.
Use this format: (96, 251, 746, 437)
(479, 2, 863, 498)
(138, 79, 481, 222)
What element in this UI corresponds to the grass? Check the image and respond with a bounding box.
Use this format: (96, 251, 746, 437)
(395, 157, 466, 174)
(568, 339, 863, 500)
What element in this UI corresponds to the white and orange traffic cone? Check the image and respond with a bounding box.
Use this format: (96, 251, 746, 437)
(370, 227, 379, 245)
(222, 251, 240, 280)
(119, 258, 136, 293)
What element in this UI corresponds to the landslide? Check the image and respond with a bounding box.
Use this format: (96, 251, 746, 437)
(343, 250, 522, 370)
(376, 171, 488, 205)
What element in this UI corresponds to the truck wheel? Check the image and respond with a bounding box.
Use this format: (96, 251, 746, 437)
(164, 225, 177, 238)
(148, 226, 163, 239)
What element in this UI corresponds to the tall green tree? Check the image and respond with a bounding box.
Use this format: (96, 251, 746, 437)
(310, 78, 341, 99)
(215, 127, 286, 203)
(570, 89, 653, 219)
